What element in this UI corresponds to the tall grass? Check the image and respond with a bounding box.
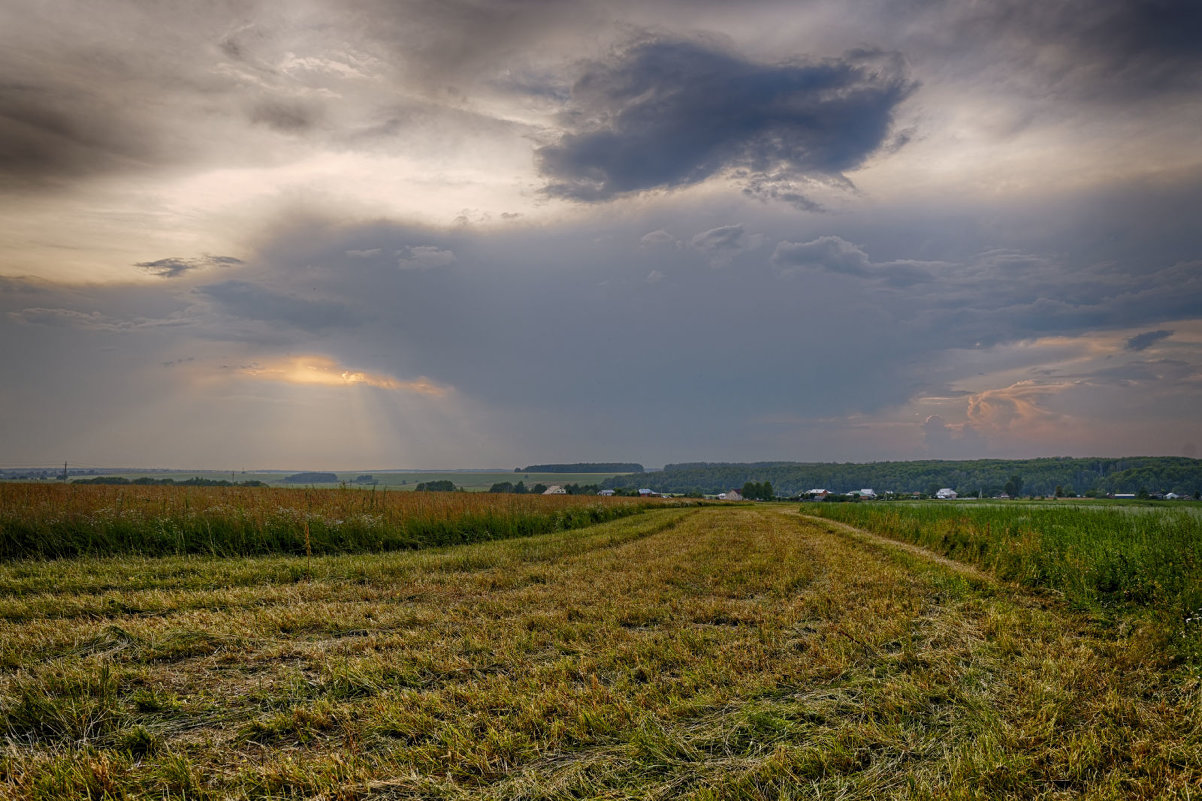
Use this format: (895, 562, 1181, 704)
(804, 501, 1202, 660)
(0, 484, 658, 560)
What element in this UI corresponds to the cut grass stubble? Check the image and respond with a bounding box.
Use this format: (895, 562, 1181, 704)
(0, 506, 1199, 799)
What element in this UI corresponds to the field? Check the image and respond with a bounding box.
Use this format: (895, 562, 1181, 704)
(0, 484, 653, 560)
(1, 498, 1200, 798)
(802, 500, 1202, 664)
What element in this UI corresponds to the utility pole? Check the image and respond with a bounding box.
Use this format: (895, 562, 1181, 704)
(61, 461, 68, 481)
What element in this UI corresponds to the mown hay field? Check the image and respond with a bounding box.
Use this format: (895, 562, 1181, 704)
(1, 503, 1199, 798)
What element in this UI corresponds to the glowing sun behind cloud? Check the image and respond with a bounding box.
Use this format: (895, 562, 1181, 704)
(238, 355, 449, 396)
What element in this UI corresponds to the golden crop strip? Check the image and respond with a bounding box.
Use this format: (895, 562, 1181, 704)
(0, 483, 664, 559)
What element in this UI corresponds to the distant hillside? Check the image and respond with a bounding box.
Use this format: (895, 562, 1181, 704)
(283, 471, 339, 484)
(518, 463, 643, 474)
(72, 476, 267, 487)
(601, 457, 1202, 497)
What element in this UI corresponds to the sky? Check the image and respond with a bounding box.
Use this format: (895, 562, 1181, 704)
(2, 0, 1201, 470)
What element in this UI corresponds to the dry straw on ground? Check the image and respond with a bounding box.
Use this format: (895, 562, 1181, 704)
(1, 504, 1199, 798)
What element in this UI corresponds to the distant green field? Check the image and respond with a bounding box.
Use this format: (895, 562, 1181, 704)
(51, 469, 639, 491)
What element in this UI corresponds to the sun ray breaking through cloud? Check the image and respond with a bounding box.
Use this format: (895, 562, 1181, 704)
(236, 356, 450, 396)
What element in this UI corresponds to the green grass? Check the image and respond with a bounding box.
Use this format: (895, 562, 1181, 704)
(802, 501, 1202, 664)
(1, 505, 1199, 798)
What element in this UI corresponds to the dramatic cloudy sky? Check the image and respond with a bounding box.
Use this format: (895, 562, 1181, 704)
(2, 0, 1201, 469)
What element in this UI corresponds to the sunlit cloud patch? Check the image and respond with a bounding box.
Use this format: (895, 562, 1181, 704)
(238, 356, 449, 396)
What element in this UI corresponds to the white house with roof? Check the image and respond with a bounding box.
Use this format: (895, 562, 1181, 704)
(543, 485, 567, 495)
(935, 488, 958, 499)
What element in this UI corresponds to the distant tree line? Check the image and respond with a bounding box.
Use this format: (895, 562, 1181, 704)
(490, 481, 603, 495)
(283, 472, 339, 484)
(415, 480, 459, 492)
(516, 463, 643, 473)
(72, 476, 267, 487)
(741, 481, 775, 500)
(600, 457, 1202, 497)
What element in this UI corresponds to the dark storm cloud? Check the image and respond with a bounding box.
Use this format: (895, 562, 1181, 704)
(536, 39, 913, 201)
(232, 203, 1199, 406)
(4, 0, 1195, 198)
(0, 82, 160, 187)
(1014, 0, 1202, 99)
(136, 255, 244, 279)
(0, 0, 581, 194)
(911, 0, 1202, 102)
(889, 256, 1200, 352)
(197, 210, 964, 430)
(2, 0, 1200, 466)
(1125, 329, 1173, 351)
(197, 280, 360, 332)
(0, 4, 247, 190)
(941, 257, 1202, 345)
(5, 169, 1202, 464)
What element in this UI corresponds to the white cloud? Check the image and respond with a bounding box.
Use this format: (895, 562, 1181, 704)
(689, 224, 759, 267)
(640, 229, 679, 247)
